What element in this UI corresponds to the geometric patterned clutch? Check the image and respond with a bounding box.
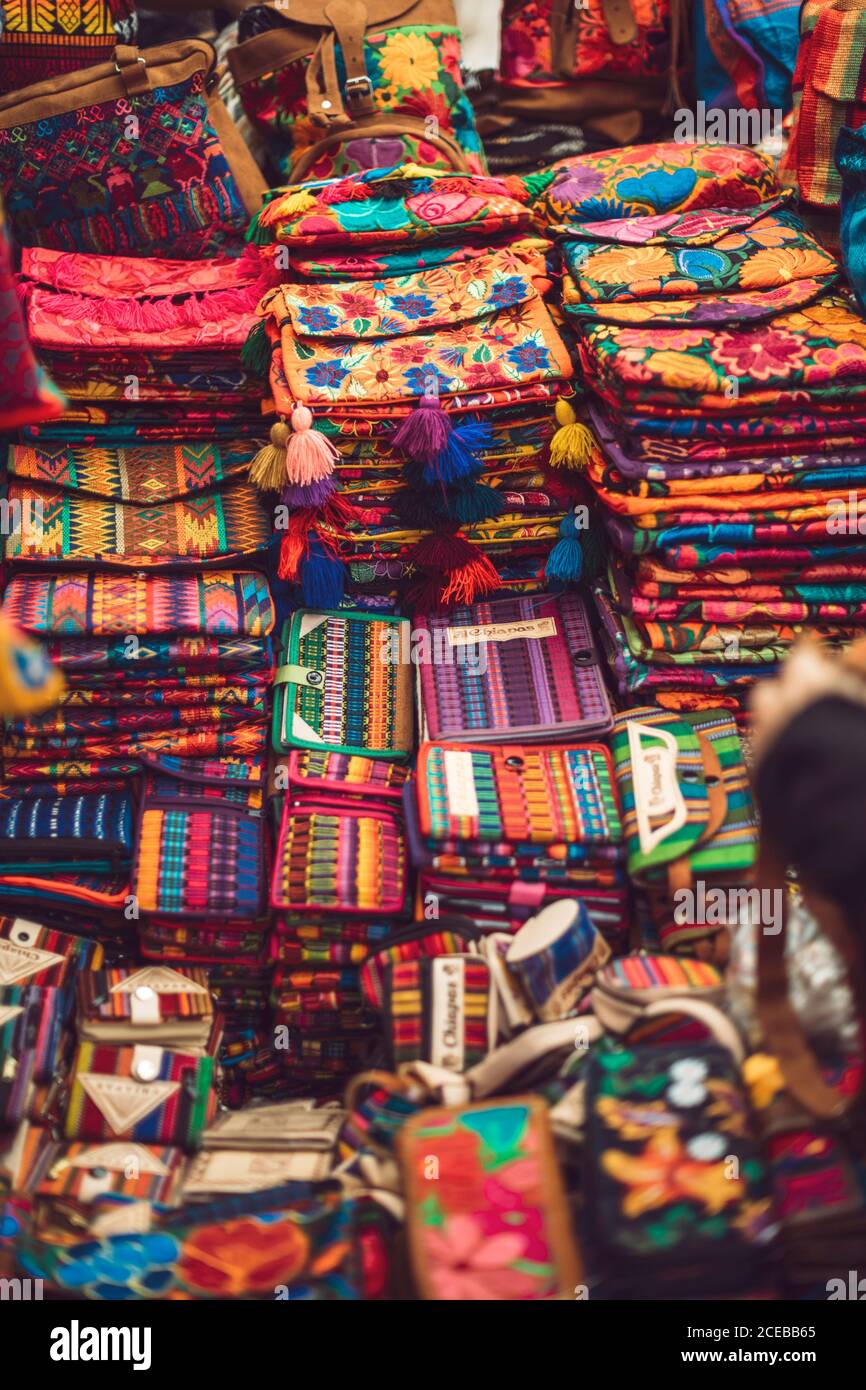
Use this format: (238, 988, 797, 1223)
(273, 609, 413, 760)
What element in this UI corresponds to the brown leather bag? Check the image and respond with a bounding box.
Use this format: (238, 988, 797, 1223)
(0, 41, 267, 257)
(225, 0, 486, 182)
(492, 0, 692, 147)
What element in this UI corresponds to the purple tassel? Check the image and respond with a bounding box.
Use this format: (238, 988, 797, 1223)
(393, 394, 452, 465)
(280, 476, 336, 508)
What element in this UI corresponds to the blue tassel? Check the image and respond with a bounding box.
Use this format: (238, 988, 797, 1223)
(452, 482, 504, 524)
(301, 539, 346, 608)
(545, 512, 584, 585)
(422, 420, 494, 487)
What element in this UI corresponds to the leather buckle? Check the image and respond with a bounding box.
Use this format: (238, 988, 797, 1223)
(344, 75, 373, 107)
(114, 54, 146, 75)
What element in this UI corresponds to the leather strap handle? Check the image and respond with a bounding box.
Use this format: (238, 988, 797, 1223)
(113, 45, 151, 97)
(756, 848, 866, 1147)
(664, 731, 728, 899)
(326, 0, 375, 116)
(550, 0, 638, 74)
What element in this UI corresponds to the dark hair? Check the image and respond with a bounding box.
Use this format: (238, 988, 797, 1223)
(754, 695, 866, 940)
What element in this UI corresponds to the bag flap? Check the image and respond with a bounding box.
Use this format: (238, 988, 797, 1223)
(612, 708, 728, 876)
(79, 966, 212, 1024)
(227, 0, 454, 84)
(562, 196, 793, 251)
(276, 247, 547, 340)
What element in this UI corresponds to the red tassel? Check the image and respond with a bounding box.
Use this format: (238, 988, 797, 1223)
(277, 510, 314, 581)
(410, 531, 500, 608)
(440, 553, 499, 605)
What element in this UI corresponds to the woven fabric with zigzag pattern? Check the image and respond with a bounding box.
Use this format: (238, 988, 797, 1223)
(3, 572, 275, 637)
(4, 481, 272, 566)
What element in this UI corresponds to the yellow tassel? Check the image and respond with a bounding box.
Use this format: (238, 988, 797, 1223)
(549, 406, 595, 469)
(275, 190, 317, 217)
(249, 421, 290, 491)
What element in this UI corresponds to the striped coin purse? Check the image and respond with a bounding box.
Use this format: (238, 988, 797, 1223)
(271, 801, 408, 918)
(0, 917, 103, 987)
(132, 761, 265, 922)
(272, 609, 413, 760)
(287, 749, 410, 803)
(77, 966, 216, 1053)
(65, 1041, 217, 1149)
(415, 591, 612, 742)
(411, 740, 623, 873)
(0, 984, 74, 1127)
(383, 956, 497, 1072)
(31, 1140, 186, 1240)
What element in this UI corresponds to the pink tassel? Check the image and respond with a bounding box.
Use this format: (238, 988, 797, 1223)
(284, 405, 339, 485)
(393, 393, 452, 465)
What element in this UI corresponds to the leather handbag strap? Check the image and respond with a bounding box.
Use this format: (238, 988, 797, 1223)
(756, 848, 866, 1147)
(664, 731, 729, 899)
(114, 45, 151, 97)
(326, 0, 376, 116)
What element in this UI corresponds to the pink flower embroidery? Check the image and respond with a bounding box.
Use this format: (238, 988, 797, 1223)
(423, 1215, 543, 1300)
(406, 191, 486, 225)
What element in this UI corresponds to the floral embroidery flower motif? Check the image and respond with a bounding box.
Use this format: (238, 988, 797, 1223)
(602, 1130, 744, 1218)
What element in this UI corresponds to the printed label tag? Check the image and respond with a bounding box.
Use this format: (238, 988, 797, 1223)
(431, 958, 466, 1072)
(0, 940, 64, 986)
(442, 750, 479, 820)
(446, 617, 556, 647)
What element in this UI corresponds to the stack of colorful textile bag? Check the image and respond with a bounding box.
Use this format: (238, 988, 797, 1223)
(4, 213, 279, 1103)
(131, 754, 274, 1109)
(0, 572, 274, 938)
(268, 607, 415, 1095)
(403, 590, 631, 950)
(245, 164, 583, 606)
(540, 142, 866, 716)
(16, 247, 277, 445)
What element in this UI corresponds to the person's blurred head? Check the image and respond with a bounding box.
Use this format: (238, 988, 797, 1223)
(751, 638, 866, 941)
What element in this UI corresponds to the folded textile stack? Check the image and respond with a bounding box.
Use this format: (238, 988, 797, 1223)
(4, 243, 279, 1099)
(246, 164, 582, 605)
(402, 590, 630, 949)
(17, 247, 277, 445)
(268, 612, 414, 1093)
(541, 142, 866, 715)
(2, 573, 274, 782)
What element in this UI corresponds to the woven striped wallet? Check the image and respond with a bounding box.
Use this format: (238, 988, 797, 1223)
(29, 1141, 186, 1241)
(0, 983, 73, 1126)
(271, 801, 408, 917)
(383, 956, 496, 1072)
(77, 965, 216, 1053)
(132, 759, 265, 921)
(65, 1041, 217, 1148)
(415, 592, 612, 742)
(272, 608, 413, 759)
(410, 741, 624, 880)
(0, 916, 103, 986)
